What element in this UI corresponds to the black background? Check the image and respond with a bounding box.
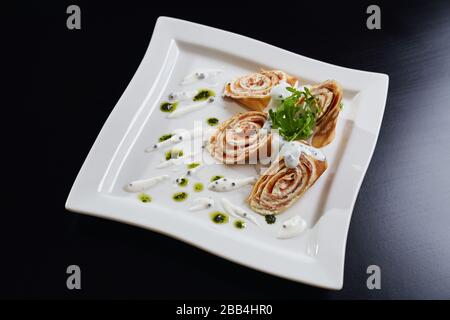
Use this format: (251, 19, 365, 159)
(3, 0, 450, 299)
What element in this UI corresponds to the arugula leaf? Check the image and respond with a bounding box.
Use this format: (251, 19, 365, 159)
(268, 87, 320, 141)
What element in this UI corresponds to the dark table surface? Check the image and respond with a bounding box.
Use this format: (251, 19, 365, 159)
(4, 0, 450, 299)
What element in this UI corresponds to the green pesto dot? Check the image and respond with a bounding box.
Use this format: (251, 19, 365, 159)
(160, 101, 177, 113)
(210, 211, 229, 224)
(210, 175, 224, 182)
(158, 133, 174, 142)
(172, 192, 188, 202)
(165, 149, 183, 160)
(193, 89, 215, 102)
(187, 162, 200, 169)
(193, 183, 204, 192)
(234, 220, 246, 229)
(138, 193, 152, 203)
(206, 117, 219, 126)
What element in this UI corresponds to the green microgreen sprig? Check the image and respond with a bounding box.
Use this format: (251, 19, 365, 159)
(268, 87, 321, 141)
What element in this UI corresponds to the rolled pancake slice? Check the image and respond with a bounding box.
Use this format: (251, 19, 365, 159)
(299, 80, 343, 148)
(224, 69, 297, 112)
(247, 145, 327, 215)
(208, 111, 271, 164)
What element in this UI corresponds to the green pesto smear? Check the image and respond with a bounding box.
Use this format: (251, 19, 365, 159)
(193, 183, 204, 192)
(234, 220, 246, 229)
(265, 214, 276, 224)
(206, 117, 219, 126)
(210, 211, 229, 224)
(210, 175, 224, 182)
(165, 149, 183, 160)
(193, 89, 215, 102)
(187, 162, 201, 170)
(138, 193, 152, 203)
(160, 101, 178, 113)
(177, 178, 189, 187)
(158, 133, 174, 142)
(172, 192, 188, 202)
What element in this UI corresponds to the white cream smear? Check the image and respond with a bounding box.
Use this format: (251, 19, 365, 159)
(167, 97, 215, 118)
(266, 82, 312, 111)
(189, 197, 214, 211)
(181, 68, 224, 85)
(279, 141, 326, 168)
(270, 81, 293, 100)
(266, 81, 295, 111)
(156, 150, 202, 169)
(146, 127, 214, 153)
(168, 90, 197, 102)
(125, 175, 169, 192)
(208, 176, 257, 192)
(220, 198, 259, 225)
(277, 215, 307, 239)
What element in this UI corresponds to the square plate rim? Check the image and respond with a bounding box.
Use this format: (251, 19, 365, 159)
(65, 16, 389, 290)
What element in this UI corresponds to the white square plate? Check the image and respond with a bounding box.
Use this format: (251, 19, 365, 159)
(66, 17, 388, 289)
